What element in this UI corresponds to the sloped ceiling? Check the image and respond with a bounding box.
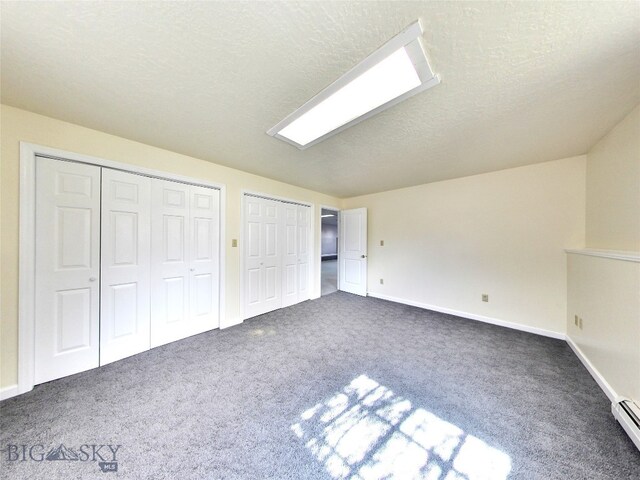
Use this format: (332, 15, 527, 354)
(1, 1, 639, 197)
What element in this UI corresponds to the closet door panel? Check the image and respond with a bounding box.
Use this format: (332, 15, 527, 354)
(262, 201, 281, 311)
(245, 197, 263, 316)
(35, 158, 101, 384)
(151, 181, 220, 346)
(100, 169, 151, 365)
(151, 179, 191, 347)
(188, 185, 220, 334)
(243, 196, 312, 319)
(243, 196, 282, 318)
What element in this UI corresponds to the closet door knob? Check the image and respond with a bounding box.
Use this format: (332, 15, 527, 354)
(89, 276, 97, 282)
(190, 268, 195, 272)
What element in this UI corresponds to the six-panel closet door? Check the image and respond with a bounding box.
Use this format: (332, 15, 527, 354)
(100, 169, 151, 365)
(34, 157, 101, 384)
(150, 179, 220, 347)
(188, 185, 221, 335)
(244, 196, 282, 318)
(282, 204, 311, 307)
(150, 179, 190, 347)
(34, 160, 221, 384)
(244, 196, 311, 319)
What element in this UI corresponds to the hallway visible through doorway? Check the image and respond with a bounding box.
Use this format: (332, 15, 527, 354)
(321, 259, 337, 295)
(321, 208, 338, 295)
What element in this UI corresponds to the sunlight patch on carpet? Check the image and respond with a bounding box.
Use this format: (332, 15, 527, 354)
(291, 375, 511, 480)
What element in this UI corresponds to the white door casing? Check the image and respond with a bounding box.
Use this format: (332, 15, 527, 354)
(100, 169, 151, 365)
(34, 157, 101, 384)
(244, 196, 282, 318)
(189, 185, 221, 333)
(339, 207, 368, 296)
(150, 179, 191, 347)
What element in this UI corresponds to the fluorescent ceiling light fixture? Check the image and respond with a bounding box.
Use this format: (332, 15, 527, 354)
(321, 214, 336, 218)
(267, 20, 440, 150)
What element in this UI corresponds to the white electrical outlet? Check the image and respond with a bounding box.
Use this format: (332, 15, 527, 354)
(482, 294, 489, 302)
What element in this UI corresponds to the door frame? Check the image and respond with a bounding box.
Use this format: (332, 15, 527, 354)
(319, 205, 341, 295)
(18, 142, 227, 395)
(239, 190, 315, 321)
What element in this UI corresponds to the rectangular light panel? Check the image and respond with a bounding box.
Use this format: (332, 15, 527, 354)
(267, 20, 440, 150)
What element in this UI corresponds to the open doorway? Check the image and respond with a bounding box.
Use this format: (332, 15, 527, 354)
(321, 207, 339, 296)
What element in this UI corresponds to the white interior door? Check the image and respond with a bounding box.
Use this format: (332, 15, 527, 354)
(339, 207, 368, 296)
(34, 157, 101, 384)
(297, 205, 311, 302)
(100, 169, 151, 365)
(188, 185, 220, 334)
(244, 196, 282, 318)
(150, 179, 191, 347)
(281, 203, 299, 308)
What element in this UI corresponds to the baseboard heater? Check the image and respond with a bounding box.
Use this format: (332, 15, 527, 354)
(612, 398, 640, 451)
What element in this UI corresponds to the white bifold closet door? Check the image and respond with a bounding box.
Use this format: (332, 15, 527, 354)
(35, 158, 101, 384)
(282, 203, 311, 307)
(34, 159, 221, 384)
(245, 196, 282, 318)
(100, 169, 151, 365)
(150, 179, 220, 347)
(244, 195, 311, 318)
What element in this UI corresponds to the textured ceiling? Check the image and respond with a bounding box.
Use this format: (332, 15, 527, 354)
(2, 1, 639, 197)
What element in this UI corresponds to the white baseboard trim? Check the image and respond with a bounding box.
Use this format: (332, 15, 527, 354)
(0, 384, 19, 401)
(566, 336, 617, 403)
(367, 292, 566, 340)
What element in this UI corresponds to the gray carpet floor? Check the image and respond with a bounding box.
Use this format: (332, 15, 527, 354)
(322, 260, 338, 296)
(1, 292, 638, 479)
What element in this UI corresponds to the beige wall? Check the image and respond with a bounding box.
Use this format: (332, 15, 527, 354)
(3, 100, 636, 401)
(586, 105, 640, 251)
(568, 103, 640, 402)
(343, 156, 586, 335)
(567, 254, 640, 400)
(0, 104, 340, 389)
